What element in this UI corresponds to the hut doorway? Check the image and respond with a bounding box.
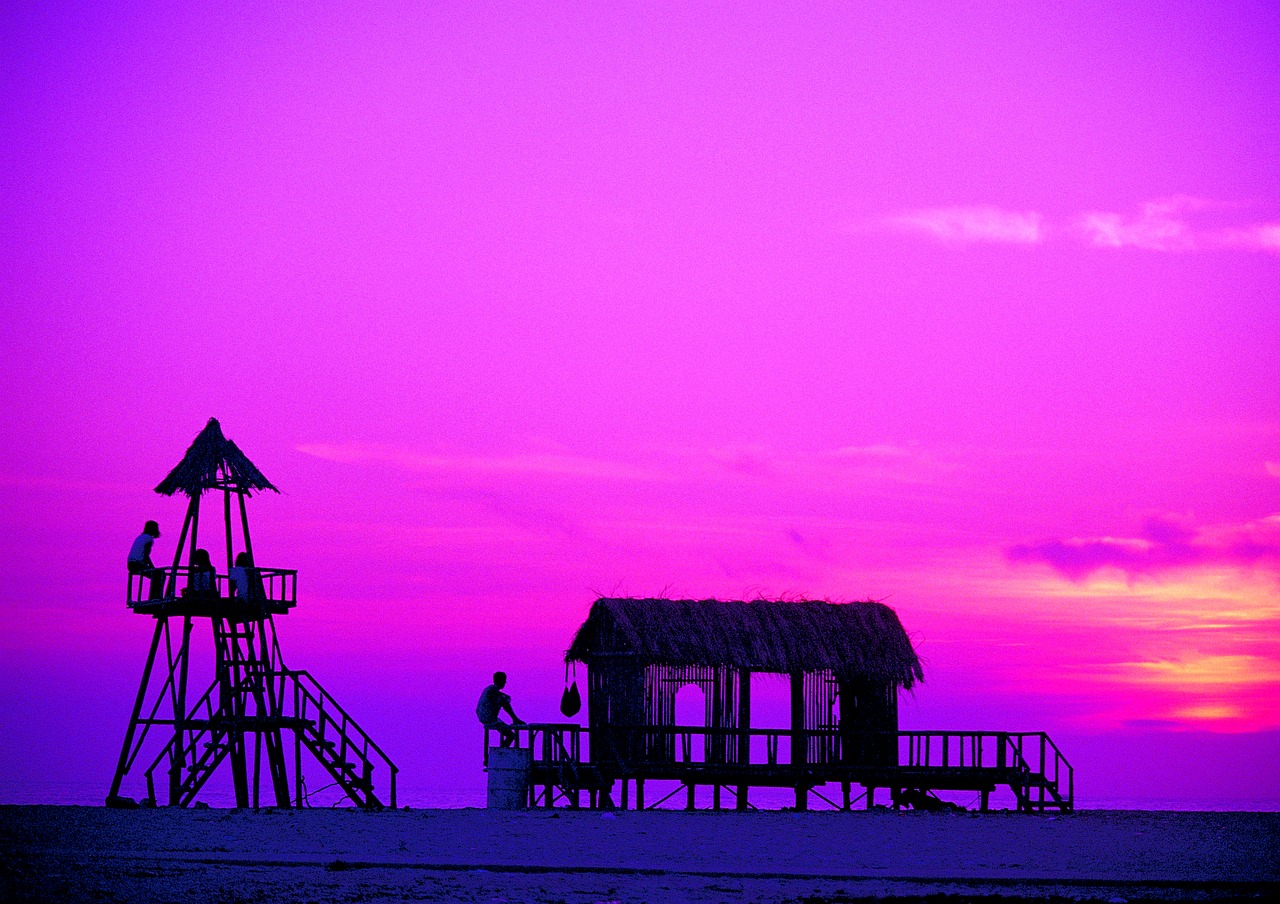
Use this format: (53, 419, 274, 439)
(747, 673, 792, 763)
(674, 683, 705, 763)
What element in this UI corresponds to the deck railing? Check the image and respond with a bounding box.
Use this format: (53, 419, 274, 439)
(127, 566, 297, 609)
(482, 722, 582, 769)
(487, 724, 1072, 810)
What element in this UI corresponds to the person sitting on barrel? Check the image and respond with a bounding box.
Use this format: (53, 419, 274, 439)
(476, 671, 525, 748)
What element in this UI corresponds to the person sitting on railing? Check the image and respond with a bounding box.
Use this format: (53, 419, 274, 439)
(476, 671, 525, 748)
(184, 548, 217, 598)
(127, 520, 165, 600)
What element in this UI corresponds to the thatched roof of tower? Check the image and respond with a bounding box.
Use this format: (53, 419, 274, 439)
(566, 598, 923, 688)
(154, 418, 279, 497)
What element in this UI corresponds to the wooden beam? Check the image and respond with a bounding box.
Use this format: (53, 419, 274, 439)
(108, 619, 164, 802)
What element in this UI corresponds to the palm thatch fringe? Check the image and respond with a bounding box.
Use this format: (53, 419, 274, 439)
(566, 598, 923, 688)
(154, 418, 279, 497)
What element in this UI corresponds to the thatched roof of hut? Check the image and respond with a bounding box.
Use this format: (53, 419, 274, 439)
(154, 418, 279, 497)
(566, 598, 923, 688)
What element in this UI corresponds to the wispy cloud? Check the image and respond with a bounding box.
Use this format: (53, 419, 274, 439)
(888, 206, 1043, 244)
(886, 197, 1280, 254)
(1007, 515, 1280, 582)
(1106, 654, 1280, 689)
(296, 443, 663, 481)
(297, 440, 947, 488)
(1079, 197, 1202, 251)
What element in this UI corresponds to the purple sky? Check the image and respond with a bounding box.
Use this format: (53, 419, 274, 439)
(2, 2, 1278, 808)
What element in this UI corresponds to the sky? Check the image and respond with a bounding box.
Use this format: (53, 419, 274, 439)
(1, 1, 1278, 809)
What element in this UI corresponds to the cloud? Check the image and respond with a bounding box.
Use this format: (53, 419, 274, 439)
(296, 443, 662, 481)
(1007, 515, 1280, 582)
(1107, 654, 1280, 689)
(1218, 223, 1280, 252)
(886, 197, 1280, 254)
(888, 206, 1043, 244)
(299, 440, 947, 490)
(1079, 197, 1203, 251)
(1267, 462, 1280, 478)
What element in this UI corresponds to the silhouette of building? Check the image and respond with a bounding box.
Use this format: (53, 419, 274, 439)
(108, 418, 396, 809)
(486, 597, 1073, 812)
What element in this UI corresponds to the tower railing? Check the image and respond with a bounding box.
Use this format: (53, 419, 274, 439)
(128, 566, 298, 608)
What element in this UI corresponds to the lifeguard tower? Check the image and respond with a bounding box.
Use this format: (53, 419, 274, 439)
(107, 418, 397, 809)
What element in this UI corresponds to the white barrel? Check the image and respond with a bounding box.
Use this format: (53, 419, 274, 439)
(486, 747, 532, 809)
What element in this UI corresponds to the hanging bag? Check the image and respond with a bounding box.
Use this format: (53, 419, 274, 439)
(560, 662, 581, 717)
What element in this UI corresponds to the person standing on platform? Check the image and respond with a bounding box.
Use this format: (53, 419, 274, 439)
(476, 672, 525, 748)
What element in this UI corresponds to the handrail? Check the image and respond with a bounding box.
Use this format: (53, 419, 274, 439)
(128, 566, 297, 607)
(574, 726, 1069, 803)
(482, 722, 581, 767)
(284, 669, 398, 807)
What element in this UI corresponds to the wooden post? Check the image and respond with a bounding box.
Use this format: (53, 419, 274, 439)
(842, 780, 852, 810)
(635, 779, 644, 811)
(737, 668, 750, 810)
(252, 728, 263, 808)
(223, 486, 234, 572)
(686, 781, 696, 810)
(170, 616, 193, 805)
(166, 497, 197, 597)
(621, 778, 629, 810)
(258, 618, 290, 807)
(866, 786, 875, 809)
(237, 490, 255, 565)
(713, 784, 721, 810)
(295, 726, 303, 807)
(188, 494, 200, 571)
(981, 789, 990, 811)
(791, 672, 806, 810)
(108, 620, 164, 802)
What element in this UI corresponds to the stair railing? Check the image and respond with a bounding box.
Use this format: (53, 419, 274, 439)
(283, 669, 398, 808)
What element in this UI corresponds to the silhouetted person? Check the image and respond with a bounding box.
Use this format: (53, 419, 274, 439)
(476, 671, 525, 748)
(893, 787, 962, 812)
(127, 520, 164, 600)
(228, 552, 257, 601)
(186, 548, 217, 598)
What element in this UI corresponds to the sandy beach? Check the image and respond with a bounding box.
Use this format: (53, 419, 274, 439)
(2, 806, 1276, 903)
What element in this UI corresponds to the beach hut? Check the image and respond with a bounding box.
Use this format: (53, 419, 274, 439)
(564, 597, 923, 807)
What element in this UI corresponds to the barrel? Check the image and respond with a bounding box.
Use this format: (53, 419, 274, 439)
(486, 746, 532, 809)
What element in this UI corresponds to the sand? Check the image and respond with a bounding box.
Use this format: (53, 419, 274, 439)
(2, 806, 1276, 903)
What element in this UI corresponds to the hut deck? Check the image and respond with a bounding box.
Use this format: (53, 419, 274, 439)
(486, 724, 1073, 813)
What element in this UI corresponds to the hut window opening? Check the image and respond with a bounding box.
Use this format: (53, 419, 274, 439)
(747, 672, 793, 764)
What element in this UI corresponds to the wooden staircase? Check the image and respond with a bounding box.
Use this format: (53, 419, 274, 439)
(142, 669, 396, 809)
(291, 669, 393, 809)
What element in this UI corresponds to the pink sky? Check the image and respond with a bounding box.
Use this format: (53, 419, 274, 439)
(2, 2, 1278, 808)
